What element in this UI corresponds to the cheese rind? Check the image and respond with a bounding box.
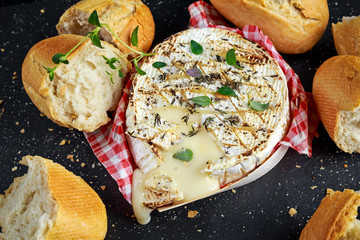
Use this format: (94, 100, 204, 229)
(126, 28, 290, 223)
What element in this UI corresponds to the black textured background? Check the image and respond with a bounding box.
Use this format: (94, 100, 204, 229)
(0, 0, 359, 239)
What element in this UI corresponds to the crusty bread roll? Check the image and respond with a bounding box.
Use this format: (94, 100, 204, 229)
(22, 34, 129, 132)
(56, 0, 155, 55)
(209, 0, 329, 54)
(312, 55, 360, 153)
(0, 155, 107, 240)
(332, 16, 360, 56)
(300, 189, 360, 240)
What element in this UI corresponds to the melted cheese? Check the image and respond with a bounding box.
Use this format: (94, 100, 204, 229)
(127, 28, 290, 224)
(152, 107, 221, 199)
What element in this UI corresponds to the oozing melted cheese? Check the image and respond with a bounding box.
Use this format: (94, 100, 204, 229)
(132, 107, 221, 224)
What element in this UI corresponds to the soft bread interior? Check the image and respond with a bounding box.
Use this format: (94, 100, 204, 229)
(49, 41, 125, 132)
(0, 156, 57, 240)
(339, 219, 360, 240)
(57, 9, 113, 45)
(336, 106, 360, 153)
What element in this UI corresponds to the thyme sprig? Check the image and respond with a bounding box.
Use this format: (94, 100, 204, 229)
(45, 10, 155, 82)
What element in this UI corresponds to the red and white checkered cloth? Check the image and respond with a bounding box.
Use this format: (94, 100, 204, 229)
(85, 1, 319, 204)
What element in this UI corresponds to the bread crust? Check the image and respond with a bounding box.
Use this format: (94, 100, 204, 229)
(209, 0, 329, 54)
(312, 55, 360, 145)
(29, 156, 107, 240)
(332, 16, 360, 56)
(299, 189, 360, 240)
(22, 34, 127, 132)
(56, 0, 155, 55)
(22, 34, 83, 130)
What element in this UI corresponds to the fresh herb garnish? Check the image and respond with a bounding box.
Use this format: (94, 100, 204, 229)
(130, 26, 139, 47)
(152, 62, 167, 69)
(181, 114, 189, 125)
(226, 49, 242, 70)
(182, 125, 199, 137)
(248, 94, 269, 111)
(45, 10, 155, 82)
(203, 117, 214, 132)
(186, 68, 202, 78)
(173, 149, 193, 162)
(189, 96, 214, 107)
(190, 40, 203, 55)
(217, 86, 237, 97)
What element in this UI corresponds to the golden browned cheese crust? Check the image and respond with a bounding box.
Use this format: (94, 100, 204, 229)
(57, 0, 155, 55)
(24, 156, 108, 240)
(312, 55, 360, 142)
(300, 189, 360, 240)
(22, 34, 85, 129)
(209, 0, 329, 54)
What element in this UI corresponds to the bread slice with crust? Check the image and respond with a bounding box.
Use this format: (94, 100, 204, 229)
(56, 0, 155, 56)
(312, 55, 360, 153)
(0, 155, 107, 240)
(22, 34, 130, 132)
(332, 16, 360, 56)
(300, 189, 360, 240)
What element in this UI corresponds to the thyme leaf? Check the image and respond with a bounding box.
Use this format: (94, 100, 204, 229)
(189, 96, 214, 107)
(186, 68, 202, 78)
(217, 86, 237, 97)
(173, 149, 193, 162)
(226, 49, 242, 69)
(190, 40, 203, 55)
(131, 26, 139, 48)
(203, 117, 214, 132)
(152, 61, 167, 69)
(88, 10, 101, 27)
(248, 94, 269, 111)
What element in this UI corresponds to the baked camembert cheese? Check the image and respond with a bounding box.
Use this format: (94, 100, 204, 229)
(126, 28, 290, 224)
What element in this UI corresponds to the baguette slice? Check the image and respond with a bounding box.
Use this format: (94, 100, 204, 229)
(312, 55, 360, 153)
(332, 16, 360, 56)
(300, 189, 360, 240)
(209, 0, 329, 54)
(0, 155, 107, 240)
(56, 0, 155, 56)
(22, 34, 130, 132)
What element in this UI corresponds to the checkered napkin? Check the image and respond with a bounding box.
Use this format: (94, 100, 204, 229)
(84, 1, 319, 204)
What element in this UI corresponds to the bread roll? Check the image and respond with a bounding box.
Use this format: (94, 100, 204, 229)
(56, 0, 155, 56)
(332, 16, 360, 56)
(209, 0, 329, 54)
(22, 34, 130, 132)
(312, 55, 360, 153)
(300, 189, 360, 240)
(0, 155, 107, 240)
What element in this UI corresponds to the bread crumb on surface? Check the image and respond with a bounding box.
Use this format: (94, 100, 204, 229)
(288, 208, 297, 217)
(40, 9, 45, 13)
(296, 165, 301, 168)
(197, 229, 202, 233)
(101, 185, 106, 191)
(231, 189, 236, 194)
(59, 139, 66, 145)
(11, 166, 18, 172)
(20, 129, 25, 133)
(67, 154, 74, 161)
(80, 163, 86, 168)
(0, 49, 4, 52)
(40, 113, 45, 117)
(187, 210, 199, 218)
(310, 186, 318, 190)
(48, 128, 53, 131)
(344, 164, 348, 168)
(326, 188, 335, 195)
(0, 100, 3, 105)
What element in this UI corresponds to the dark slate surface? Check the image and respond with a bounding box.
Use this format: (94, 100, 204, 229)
(0, 0, 359, 239)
